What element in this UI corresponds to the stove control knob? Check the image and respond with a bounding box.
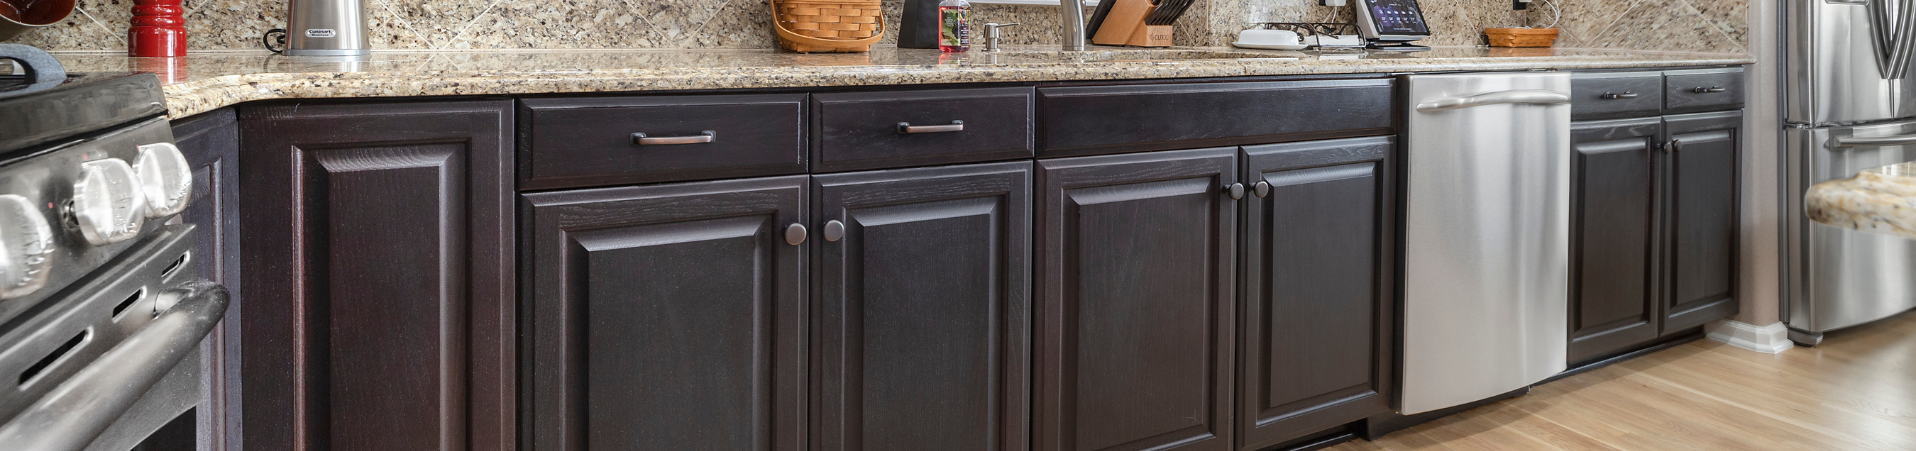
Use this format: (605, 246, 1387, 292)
(134, 143, 192, 218)
(70, 158, 147, 246)
(0, 195, 54, 300)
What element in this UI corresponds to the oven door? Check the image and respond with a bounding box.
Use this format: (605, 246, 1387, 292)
(0, 224, 228, 451)
(1786, 120, 1916, 333)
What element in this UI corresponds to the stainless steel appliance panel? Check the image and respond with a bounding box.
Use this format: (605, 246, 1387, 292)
(1401, 72, 1571, 415)
(1785, 0, 1916, 125)
(1785, 120, 1916, 333)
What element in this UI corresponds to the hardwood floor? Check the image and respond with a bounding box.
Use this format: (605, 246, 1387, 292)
(1331, 310, 1916, 451)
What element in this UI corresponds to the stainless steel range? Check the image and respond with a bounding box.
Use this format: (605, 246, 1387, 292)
(1783, 0, 1916, 345)
(0, 44, 228, 450)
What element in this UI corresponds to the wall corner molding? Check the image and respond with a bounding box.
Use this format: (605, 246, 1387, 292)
(1706, 320, 1794, 354)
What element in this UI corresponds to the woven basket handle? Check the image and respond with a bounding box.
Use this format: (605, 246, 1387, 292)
(771, 0, 887, 49)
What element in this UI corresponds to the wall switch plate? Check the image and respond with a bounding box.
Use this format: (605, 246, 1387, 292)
(1320, 0, 1346, 6)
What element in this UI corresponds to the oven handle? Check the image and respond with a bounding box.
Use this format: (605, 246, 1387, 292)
(0, 280, 228, 451)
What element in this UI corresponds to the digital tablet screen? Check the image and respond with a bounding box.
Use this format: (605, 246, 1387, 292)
(1366, 0, 1430, 36)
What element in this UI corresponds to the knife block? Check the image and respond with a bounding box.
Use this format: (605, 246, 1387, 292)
(1090, 0, 1172, 47)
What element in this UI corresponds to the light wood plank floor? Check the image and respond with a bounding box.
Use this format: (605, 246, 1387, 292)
(1330, 310, 1916, 451)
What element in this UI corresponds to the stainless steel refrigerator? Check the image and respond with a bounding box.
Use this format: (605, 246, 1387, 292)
(1783, 0, 1916, 345)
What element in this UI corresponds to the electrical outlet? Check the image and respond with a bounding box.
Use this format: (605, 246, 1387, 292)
(1513, 0, 1530, 9)
(1320, 0, 1346, 6)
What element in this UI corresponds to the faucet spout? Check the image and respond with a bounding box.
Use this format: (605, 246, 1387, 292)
(1061, 0, 1085, 50)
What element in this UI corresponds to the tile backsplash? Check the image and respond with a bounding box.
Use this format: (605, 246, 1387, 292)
(6, 0, 1746, 53)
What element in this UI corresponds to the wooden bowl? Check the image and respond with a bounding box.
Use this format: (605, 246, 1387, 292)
(0, 0, 76, 40)
(1484, 28, 1559, 48)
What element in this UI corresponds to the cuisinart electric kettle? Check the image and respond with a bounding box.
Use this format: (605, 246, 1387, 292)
(282, 0, 370, 56)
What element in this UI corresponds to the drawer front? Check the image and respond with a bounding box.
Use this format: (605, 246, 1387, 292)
(519, 93, 807, 190)
(1037, 79, 1394, 157)
(1571, 72, 1663, 120)
(1664, 68, 1745, 114)
(812, 87, 1034, 172)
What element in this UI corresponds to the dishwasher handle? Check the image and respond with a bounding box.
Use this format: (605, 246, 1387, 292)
(1414, 90, 1572, 113)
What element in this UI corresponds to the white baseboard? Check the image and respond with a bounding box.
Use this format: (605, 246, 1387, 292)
(1705, 320, 1794, 354)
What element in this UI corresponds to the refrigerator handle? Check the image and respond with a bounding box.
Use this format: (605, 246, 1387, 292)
(1830, 132, 1916, 148)
(1413, 90, 1571, 113)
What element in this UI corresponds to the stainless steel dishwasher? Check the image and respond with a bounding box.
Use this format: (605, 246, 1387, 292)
(1400, 72, 1572, 414)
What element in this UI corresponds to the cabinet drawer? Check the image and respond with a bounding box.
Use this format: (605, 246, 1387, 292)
(1571, 72, 1663, 120)
(1037, 79, 1394, 157)
(1664, 68, 1745, 114)
(518, 93, 807, 190)
(811, 87, 1034, 172)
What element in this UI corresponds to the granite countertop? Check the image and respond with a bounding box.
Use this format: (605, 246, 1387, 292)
(1808, 162, 1916, 240)
(47, 46, 1754, 119)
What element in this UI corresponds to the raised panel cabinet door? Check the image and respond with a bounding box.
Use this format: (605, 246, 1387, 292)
(1035, 148, 1237, 451)
(1236, 137, 1395, 450)
(1662, 111, 1741, 333)
(522, 176, 808, 451)
(170, 108, 241, 451)
(1566, 118, 1663, 364)
(238, 100, 516, 451)
(812, 162, 1031, 451)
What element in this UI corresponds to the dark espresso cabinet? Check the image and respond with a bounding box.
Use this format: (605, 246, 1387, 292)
(1662, 111, 1741, 333)
(1567, 117, 1664, 364)
(1034, 147, 1238, 451)
(237, 100, 517, 451)
(1566, 105, 1740, 364)
(812, 162, 1032, 451)
(1236, 137, 1396, 451)
(521, 176, 809, 451)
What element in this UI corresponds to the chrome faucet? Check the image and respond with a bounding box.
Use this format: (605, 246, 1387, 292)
(1061, 0, 1085, 50)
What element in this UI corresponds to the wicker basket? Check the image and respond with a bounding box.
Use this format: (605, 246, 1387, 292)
(772, 0, 886, 53)
(1484, 28, 1559, 48)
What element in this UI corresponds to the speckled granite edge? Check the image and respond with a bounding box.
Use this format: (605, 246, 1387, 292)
(1807, 163, 1916, 240)
(153, 51, 1753, 119)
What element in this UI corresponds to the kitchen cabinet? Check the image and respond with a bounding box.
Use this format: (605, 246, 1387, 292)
(1662, 111, 1741, 333)
(812, 162, 1032, 451)
(521, 176, 809, 451)
(1034, 147, 1238, 451)
(1236, 137, 1396, 451)
(169, 108, 242, 451)
(237, 100, 517, 451)
(1567, 117, 1664, 364)
(1565, 105, 1740, 364)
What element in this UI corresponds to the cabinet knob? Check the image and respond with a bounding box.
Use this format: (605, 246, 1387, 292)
(823, 220, 846, 242)
(1669, 139, 1682, 154)
(1253, 181, 1271, 198)
(785, 223, 807, 245)
(1225, 183, 1245, 200)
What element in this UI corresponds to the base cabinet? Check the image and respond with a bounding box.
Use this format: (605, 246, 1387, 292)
(812, 162, 1032, 451)
(238, 101, 516, 450)
(1236, 137, 1396, 450)
(1034, 148, 1238, 451)
(522, 176, 810, 451)
(1567, 110, 1740, 364)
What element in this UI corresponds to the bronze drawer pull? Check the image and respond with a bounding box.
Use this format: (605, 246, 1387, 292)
(632, 131, 716, 145)
(897, 120, 964, 134)
(1692, 86, 1727, 93)
(1600, 92, 1639, 99)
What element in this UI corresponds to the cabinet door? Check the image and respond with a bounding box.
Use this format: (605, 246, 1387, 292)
(1237, 137, 1394, 450)
(1662, 111, 1741, 333)
(1566, 118, 1663, 364)
(238, 101, 516, 451)
(522, 176, 808, 451)
(1035, 148, 1237, 451)
(813, 162, 1031, 451)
